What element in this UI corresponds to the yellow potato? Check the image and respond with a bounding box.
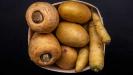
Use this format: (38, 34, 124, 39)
(56, 45, 77, 70)
(75, 46, 89, 72)
(58, 1, 91, 24)
(88, 22, 104, 72)
(92, 11, 111, 44)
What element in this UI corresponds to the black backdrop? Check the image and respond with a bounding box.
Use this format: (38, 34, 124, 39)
(0, 0, 133, 75)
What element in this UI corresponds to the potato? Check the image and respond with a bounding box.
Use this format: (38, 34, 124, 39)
(56, 45, 77, 70)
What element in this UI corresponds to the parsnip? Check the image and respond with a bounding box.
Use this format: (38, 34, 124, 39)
(75, 46, 89, 72)
(92, 11, 111, 44)
(88, 22, 104, 72)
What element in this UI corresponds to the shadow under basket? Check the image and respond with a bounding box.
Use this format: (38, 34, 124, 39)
(28, 0, 105, 73)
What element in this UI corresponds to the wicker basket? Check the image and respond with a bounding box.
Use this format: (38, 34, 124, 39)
(28, 0, 105, 73)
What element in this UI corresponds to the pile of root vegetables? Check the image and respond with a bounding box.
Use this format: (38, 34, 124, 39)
(26, 1, 111, 73)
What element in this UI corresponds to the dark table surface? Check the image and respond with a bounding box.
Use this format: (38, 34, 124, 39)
(0, 0, 133, 74)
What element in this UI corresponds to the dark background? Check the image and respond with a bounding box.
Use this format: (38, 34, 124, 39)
(0, 0, 133, 75)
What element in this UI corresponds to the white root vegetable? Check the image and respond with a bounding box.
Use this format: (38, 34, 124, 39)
(92, 11, 111, 44)
(88, 22, 104, 72)
(75, 46, 89, 72)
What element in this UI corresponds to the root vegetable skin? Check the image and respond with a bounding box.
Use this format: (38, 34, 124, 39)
(26, 2, 59, 33)
(92, 11, 111, 44)
(75, 46, 89, 72)
(56, 22, 89, 47)
(56, 46, 77, 70)
(88, 22, 104, 72)
(58, 1, 91, 24)
(29, 33, 61, 66)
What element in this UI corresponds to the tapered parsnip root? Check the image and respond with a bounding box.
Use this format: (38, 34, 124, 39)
(92, 11, 111, 44)
(75, 46, 89, 72)
(88, 22, 104, 72)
